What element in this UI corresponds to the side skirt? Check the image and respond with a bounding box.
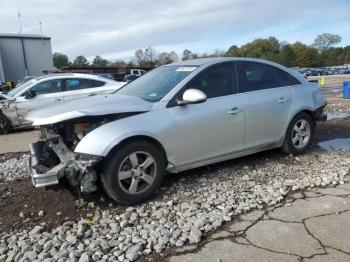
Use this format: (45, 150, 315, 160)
(166, 142, 280, 173)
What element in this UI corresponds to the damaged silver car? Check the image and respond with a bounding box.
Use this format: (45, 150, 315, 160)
(0, 73, 125, 133)
(26, 58, 327, 204)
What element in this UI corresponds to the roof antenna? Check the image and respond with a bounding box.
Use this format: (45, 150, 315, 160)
(18, 12, 23, 34)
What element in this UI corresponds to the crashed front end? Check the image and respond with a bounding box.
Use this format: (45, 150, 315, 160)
(29, 125, 103, 192)
(26, 94, 153, 192)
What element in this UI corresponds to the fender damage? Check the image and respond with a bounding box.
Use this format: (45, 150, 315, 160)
(27, 94, 152, 192)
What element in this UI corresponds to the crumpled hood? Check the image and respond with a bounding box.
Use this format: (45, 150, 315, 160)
(25, 94, 153, 126)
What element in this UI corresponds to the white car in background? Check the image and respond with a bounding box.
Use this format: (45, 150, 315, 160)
(0, 73, 126, 133)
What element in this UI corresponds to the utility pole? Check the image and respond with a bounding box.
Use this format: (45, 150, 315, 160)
(18, 12, 28, 76)
(39, 21, 43, 36)
(18, 12, 23, 34)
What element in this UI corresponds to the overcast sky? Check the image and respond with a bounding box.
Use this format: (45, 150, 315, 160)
(1, 0, 350, 61)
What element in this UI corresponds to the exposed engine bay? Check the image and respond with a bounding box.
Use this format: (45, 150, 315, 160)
(29, 113, 137, 192)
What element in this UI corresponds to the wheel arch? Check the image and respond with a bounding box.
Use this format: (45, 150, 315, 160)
(290, 108, 316, 125)
(105, 135, 169, 167)
(281, 108, 316, 143)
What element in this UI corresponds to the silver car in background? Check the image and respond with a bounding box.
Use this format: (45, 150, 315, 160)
(0, 73, 125, 133)
(26, 58, 327, 204)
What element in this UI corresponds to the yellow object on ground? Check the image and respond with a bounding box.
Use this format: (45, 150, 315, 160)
(320, 76, 326, 87)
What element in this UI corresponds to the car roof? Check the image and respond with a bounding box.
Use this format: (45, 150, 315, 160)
(33, 73, 108, 81)
(168, 57, 306, 83)
(169, 57, 285, 67)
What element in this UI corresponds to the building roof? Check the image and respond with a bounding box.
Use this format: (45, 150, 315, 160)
(0, 33, 50, 40)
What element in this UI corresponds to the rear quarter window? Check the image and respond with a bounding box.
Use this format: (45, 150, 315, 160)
(65, 79, 105, 91)
(276, 68, 301, 86)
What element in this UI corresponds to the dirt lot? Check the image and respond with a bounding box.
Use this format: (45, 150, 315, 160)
(0, 130, 39, 154)
(308, 74, 350, 88)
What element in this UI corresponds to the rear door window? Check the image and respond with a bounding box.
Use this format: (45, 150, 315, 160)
(236, 61, 289, 93)
(64, 79, 105, 91)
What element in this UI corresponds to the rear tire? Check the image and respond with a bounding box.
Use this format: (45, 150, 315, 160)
(101, 140, 166, 204)
(282, 112, 315, 155)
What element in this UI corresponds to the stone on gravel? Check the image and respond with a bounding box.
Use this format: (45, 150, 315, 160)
(66, 234, 78, 245)
(25, 250, 37, 260)
(78, 252, 92, 262)
(29, 225, 45, 236)
(189, 227, 202, 244)
(125, 244, 142, 261)
(0, 244, 8, 255)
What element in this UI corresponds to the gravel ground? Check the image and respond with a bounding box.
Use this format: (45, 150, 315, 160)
(0, 149, 349, 261)
(0, 154, 29, 183)
(322, 89, 350, 114)
(0, 91, 349, 262)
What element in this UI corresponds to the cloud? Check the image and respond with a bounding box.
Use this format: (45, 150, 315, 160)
(0, 0, 349, 59)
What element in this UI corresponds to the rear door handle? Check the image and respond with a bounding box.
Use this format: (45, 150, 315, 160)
(55, 98, 63, 102)
(277, 97, 288, 103)
(228, 107, 242, 115)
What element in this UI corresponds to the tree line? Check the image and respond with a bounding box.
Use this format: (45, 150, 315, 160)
(53, 33, 350, 69)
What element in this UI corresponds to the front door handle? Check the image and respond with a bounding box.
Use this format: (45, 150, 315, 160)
(277, 97, 288, 103)
(55, 98, 63, 102)
(228, 107, 242, 115)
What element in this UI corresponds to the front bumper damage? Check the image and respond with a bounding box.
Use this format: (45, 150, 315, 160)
(29, 135, 102, 192)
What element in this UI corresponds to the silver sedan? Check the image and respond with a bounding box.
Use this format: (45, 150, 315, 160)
(26, 58, 327, 204)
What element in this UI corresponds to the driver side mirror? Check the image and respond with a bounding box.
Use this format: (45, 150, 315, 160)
(177, 89, 207, 106)
(25, 89, 37, 99)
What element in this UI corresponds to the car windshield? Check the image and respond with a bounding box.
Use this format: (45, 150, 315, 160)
(117, 65, 198, 102)
(7, 79, 37, 97)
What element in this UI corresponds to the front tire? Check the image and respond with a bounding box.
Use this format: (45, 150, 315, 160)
(282, 112, 315, 154)
(101, 140, 166, 204)
(0, 113, 10, 134)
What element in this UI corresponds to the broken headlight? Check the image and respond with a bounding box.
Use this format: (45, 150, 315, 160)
(74, 123, 91, 139)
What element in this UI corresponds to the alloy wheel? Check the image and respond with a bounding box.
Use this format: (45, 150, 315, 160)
(117, 151, 157, 194)
(291, 119, 311, 149)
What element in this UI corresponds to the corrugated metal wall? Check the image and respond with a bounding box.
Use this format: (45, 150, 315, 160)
(0, 38, 26, 81)
(0, 36, 54, 81)
(23, 38, 54, 76)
